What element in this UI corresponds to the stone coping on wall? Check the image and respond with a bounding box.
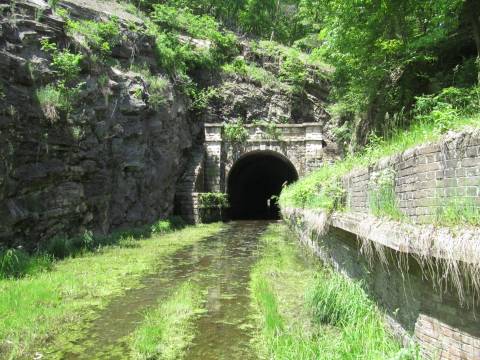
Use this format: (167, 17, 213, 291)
(203, 122, 322, 128)
(283, 207, 480, 265)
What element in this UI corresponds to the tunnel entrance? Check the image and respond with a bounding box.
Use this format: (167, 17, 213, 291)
(227, 151, 298, 220)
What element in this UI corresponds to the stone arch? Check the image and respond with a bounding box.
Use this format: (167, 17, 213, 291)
(227, 150, 298, 220)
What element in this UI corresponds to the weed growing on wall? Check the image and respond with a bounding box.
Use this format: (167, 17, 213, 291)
(189, 86, 219, 112)
(36, 40, 84, 121)
(368, 168, 404, 221)
(221, 57, 289, 90)
(224, 120, 248, 144)
(435, 197, 480, 227)
(252, 119, 282, 140)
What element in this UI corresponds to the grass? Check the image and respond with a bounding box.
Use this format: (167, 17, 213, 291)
(35, 85, 63, 122)
(250, 223, 414, 359)
(435, 197, 480, 227)
(0, 223, 222, 360)
(131, 281, 205, 360)
(222, 57, 291, 91)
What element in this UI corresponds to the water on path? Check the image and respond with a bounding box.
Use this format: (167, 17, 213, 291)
(52, 221, 270, 359)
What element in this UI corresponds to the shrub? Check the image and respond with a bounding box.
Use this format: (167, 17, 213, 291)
(66, 17, 121, 57)
(223, 120, 249, 143)
(45, 236, 75, 259)
(41, 39, 83, 83)
(198, 193, 229, 208)
(0, 248, 53, 279)
(150, 216, 186, 234)
(222, 57, 280, 88)
(189, 86, 219, 111)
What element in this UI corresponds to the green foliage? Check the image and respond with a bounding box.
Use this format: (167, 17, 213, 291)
(252, 119, 282, 140)
(189, 86, 219, 111)
(223, 120, 249, 143)
(149, 4, 238, 73)
(0, 249, 52, 279)
(150, 220, 174, 234)
(280, 86, 480, 217)
(368, 169, 404, 221)
(435, 197, 480, 227)
(150, 216, 186, 234)
(66, 17, 121, 57)
(41, 39, 83, 82)
(222, 57, 280, 88)
(0, 223, 222, 360)
(251, 224, 407, 360)
(131, 66, 169, 110)
(48, 0, 59, 10)
(198, 192, 229, 208)
(35, 85, 64, 122)
(38, 40, 84, 121)
(131, 281, 204, 360)
(0, 83, 5, 100)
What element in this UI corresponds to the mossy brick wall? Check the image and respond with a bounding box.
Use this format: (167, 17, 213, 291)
(343, 130, 480, 223)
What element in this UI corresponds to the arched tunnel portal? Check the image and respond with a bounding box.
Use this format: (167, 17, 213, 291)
(227, 151, 298, 220)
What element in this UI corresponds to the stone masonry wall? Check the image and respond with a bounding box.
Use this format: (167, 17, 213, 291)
(343, 129, 480, 223)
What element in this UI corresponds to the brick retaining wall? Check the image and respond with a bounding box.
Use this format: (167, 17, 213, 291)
(343, 129, 480, 223)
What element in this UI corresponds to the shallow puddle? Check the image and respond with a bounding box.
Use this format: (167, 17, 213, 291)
(50, 221, 270, 359)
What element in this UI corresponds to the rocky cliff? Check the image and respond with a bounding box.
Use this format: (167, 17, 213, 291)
(0, 0, 333, 248)
(0, 0, 200, 248)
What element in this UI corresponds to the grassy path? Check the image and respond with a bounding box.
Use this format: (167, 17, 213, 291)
(250, 223, 415, 359)
(0, 223, 223, 360)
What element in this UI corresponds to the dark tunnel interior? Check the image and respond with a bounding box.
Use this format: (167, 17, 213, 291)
(227, 151, 298, 220)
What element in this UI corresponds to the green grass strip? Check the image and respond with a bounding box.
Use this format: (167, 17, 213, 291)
(0, 223, 222, 360)
(131, 281, 205, 360)
(250, 223, 415, 359)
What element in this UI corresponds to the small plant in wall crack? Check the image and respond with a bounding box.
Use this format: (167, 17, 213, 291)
(368, 168, 404, 221)
(252, 119, 282, 140)
(36, 39, 84, 122)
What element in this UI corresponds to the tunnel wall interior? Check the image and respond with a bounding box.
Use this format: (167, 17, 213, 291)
(227, 151, 298, 220)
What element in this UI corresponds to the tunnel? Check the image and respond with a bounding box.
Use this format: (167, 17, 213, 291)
(227, 151, 298, 220)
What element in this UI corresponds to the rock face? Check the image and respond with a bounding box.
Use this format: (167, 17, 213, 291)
(0, 1, 198, 247)
(200, 41, 334, 132)
(0, 0, 334, 247)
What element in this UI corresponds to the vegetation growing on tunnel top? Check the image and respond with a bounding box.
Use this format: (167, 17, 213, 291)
(250, 224, 414, 359)
(280, 85, 480, 225)
(131, 281, 205, 360)
(0, 223, 222, 359)
(223, 120, 249, 143)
